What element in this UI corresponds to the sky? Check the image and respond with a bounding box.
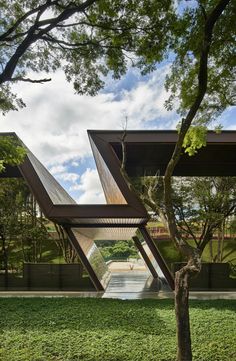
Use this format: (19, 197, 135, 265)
(1, 65, 236, 204)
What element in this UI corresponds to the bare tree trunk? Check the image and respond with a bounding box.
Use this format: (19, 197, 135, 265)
(174, 250, 201, 361)
(0, 232, 8, 288)
(175, 269, 192, 361)
(217, 228, 221, 262)
(209, 238, 214, 262)
(219, 221, 225, 262)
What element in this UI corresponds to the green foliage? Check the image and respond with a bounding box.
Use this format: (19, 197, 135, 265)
(154, 239, 184, 268)
(0, 298, 235, 361)
(0, 1, 233, 170)
(172, 176, 236, 255)
(165, 0, 235, 124)
(0, 136, 26, 172)
(0, 179, 72, 273)
(0, 0, 174, 113)
(182, 126, 207, 156)
(97, 240, 139, 261)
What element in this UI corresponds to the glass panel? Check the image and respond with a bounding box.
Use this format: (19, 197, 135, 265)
(72, 229, 111, 288)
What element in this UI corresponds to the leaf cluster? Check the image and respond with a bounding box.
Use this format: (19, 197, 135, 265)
(165, 0, 236, 125)
(0, 135, 26, 172)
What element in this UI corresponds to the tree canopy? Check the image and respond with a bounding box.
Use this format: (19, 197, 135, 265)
(0, 0, 174, 113)
(1, 0, 234, 122)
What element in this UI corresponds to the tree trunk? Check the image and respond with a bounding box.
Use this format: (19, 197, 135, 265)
(209, 238, 214, 262)
(219, 221, 225, 262)
(174, 249, 201, 361)
(175, 269, 192, 361)
(0, 233, 8, 289)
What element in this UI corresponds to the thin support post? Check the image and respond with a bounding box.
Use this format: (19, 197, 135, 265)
(64, 226, 104, 291)
(139, 226, 175, 290)
(132, 236, 158, 279)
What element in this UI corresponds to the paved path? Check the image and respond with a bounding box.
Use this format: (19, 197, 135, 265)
(103, 271, 161, 299)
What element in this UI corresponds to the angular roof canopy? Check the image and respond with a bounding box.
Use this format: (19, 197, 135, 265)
(88, 130, 236, 177)
(1, 130, 235, 291)
(0, 132, 148, 234)
(1, 130, 236, 229)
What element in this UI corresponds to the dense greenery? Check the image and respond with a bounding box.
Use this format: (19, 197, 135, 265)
(172, 177, 236, 256)
(0, 178, 79, 280)
(137, 176, 236, 265)
(0, 135, 26, 173)
(96, 240, 139, 261)
(0, 297, 235, 361)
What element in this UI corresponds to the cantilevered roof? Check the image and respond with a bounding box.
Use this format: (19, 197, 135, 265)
(1, 130, 236, 228)
(88, 130, 236, 177)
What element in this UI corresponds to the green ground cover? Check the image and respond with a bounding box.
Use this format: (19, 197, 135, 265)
(0, 298, 235, 361)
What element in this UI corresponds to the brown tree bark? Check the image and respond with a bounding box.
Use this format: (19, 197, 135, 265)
(162, 1, 231, 360)
(175, 270, 191, 361)
(0, 231, 9, 288)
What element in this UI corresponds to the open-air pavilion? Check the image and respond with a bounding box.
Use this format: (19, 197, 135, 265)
(0, 130, 236, 293)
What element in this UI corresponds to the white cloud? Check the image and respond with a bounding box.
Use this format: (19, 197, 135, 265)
(56, 172, 80, 183)
(1, 66, 235, 202)
(49, 164, 67, 175)
(1, 65, 179, 201)
(1, 66, 177, 168)
(70, 168, 106, 204)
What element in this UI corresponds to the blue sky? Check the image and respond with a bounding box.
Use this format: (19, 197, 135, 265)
(1, 65, 236, 203)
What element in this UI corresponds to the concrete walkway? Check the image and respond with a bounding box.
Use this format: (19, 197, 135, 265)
(1, 272, 235, 300)
(1, 289, 235, 300)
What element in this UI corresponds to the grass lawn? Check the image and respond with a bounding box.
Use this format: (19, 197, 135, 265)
(0, 298, 235, 361)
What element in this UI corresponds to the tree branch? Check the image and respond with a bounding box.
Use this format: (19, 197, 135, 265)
(10, 77, 52, 84)
(0, 0, 98, 85)
(0, 1, 58, 42)
(163, 0, 231, 254)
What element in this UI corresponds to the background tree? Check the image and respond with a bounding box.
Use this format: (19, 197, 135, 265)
(0, 179, 47, 278)
(0, 179, 23, 286)
(54, 223, 80, 263)
(0, 178, 81, 271)
(173, 177, 236, 262)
